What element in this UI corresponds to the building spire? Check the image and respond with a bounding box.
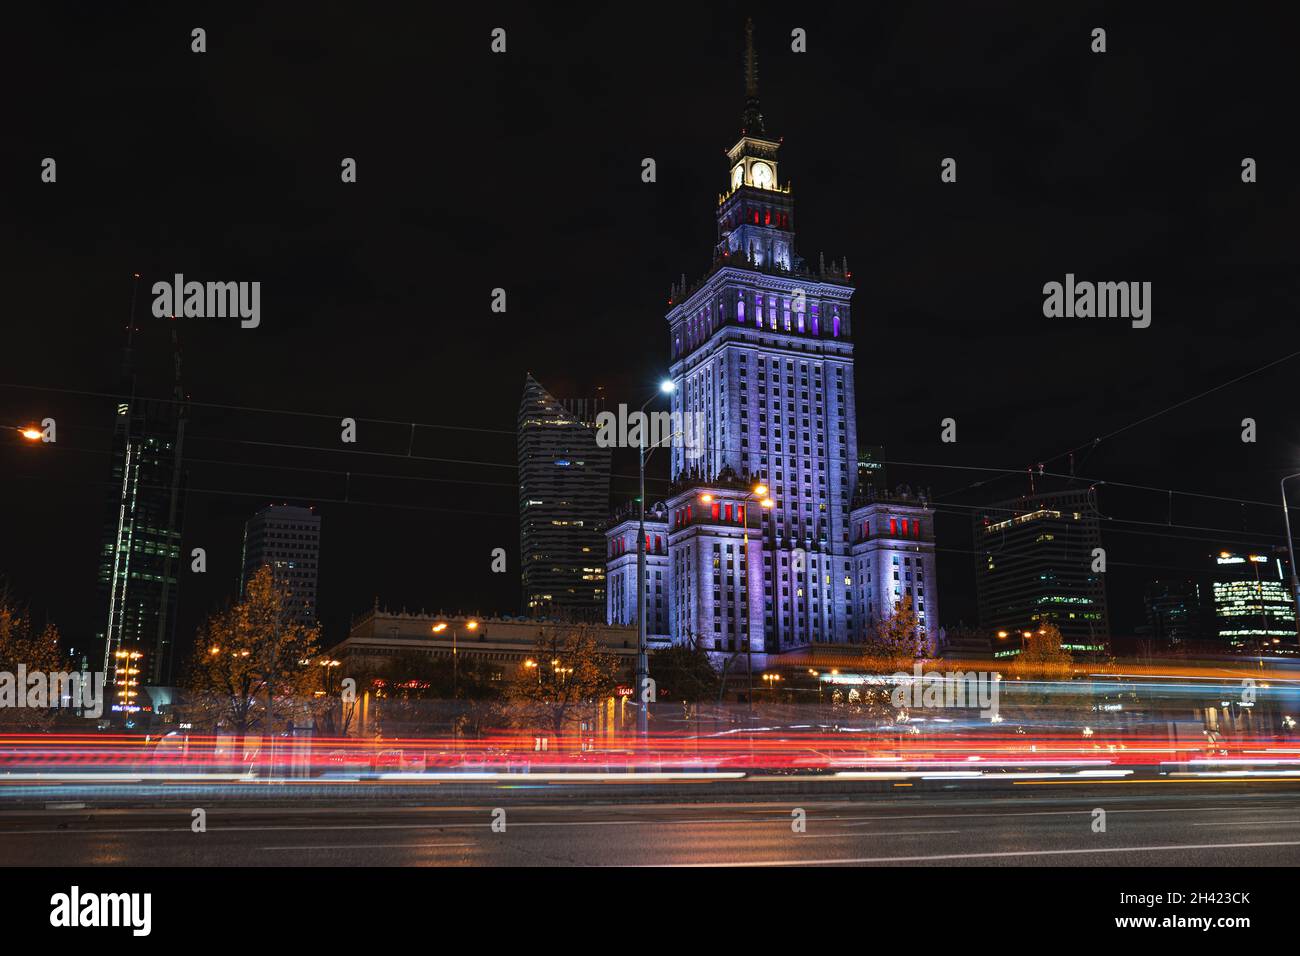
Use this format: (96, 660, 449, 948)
(741, 18, 765, 136)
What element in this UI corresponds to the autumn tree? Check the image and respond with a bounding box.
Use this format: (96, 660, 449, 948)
(1014, 622, 1073, 680)
(0, 589, 64, 729)
(184, 565, 324, 734)
(844, 594, 930, 721)
(507, 624, 619, 735)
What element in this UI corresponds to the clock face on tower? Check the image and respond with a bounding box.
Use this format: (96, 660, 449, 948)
(731, 165, 744, 190)
(751, 161, 772, 189)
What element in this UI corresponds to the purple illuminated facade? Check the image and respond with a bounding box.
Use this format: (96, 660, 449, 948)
(608, 25, 873, 663)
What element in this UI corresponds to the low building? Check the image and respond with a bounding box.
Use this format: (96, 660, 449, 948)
(329, 608, 641, 678)
(604, 502, 670, 641)
(848, 486, 938, 649)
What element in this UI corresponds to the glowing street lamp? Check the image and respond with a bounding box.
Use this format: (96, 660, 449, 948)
(636, 378, 676, 736)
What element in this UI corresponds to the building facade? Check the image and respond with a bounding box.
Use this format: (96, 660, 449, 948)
(240, 504, 322, 626)
(601, 24, 916, 666)
(604, 503, 670, 641)
(518, 374, 612, 619)
(974, 488, 1109, 653)
(331, 609, 640, 675)
(98, 400, 187, 701)
(1141, 580, 1210, 650)
(1210, 548, 1298, 651)
(848, 488, 939, 650)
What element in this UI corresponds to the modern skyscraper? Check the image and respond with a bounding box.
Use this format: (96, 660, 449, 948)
(97, 301, 188, 702)
(1141, 580, 1209, 650)
(518, 374, 612, 619)
(974, 487, 1109, 652)
(651, 21, 859, 659)
(241, 504, 322, 627)
(1210, 548, 1298, 652)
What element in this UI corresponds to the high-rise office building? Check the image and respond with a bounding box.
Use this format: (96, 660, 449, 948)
(1141, 580, 1209, 650)
(1210, 548, 1298, 651)
(974, 487, 1109, 653)
(240, 504, 322, 627)
(518, 374, 612, 619)
(97, 310, 188, 703)
(611, 22, 862, 662)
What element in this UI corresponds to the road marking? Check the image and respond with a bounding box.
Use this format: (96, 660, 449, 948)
(663, 840, 1300, 867)
(799, 830, 960, 838)
(4, 801, 1299, 838)
(1191, 820, 1300, 827)
(261, 842, 474, 851)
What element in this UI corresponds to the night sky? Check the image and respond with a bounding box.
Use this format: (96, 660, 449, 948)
(2, 2, 1298, 666)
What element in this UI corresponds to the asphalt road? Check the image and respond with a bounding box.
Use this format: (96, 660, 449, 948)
(4, 781, 1300, 865)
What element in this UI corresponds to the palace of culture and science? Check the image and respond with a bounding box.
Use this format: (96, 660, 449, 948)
(604, 23, 939, 665)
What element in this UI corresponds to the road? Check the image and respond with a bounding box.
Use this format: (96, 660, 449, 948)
(3, 780, 1300, 865)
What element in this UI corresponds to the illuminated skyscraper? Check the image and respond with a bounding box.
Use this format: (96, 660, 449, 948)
(974, 488, 1109, 653)
(241, 504, 322, 626)
(1210, 548, 1298, 652)
(518, 374, 611, 619)
(97, 303, 188, 700)
(656, 21, 860, 659)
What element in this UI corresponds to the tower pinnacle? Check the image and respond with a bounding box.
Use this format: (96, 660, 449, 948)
(741, 18, 765, 136)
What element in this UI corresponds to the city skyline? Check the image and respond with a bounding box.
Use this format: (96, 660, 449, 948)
(3, 6, 1299, 664)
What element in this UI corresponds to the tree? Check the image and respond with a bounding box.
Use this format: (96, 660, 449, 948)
(650, 637, 720, 712)
(1014, 622, 1073, 680)
(184, 566, 324, 734)
(0, 590, 64, 729)
(364, 652, 504, 738)
(863, 593, 929, 672)
(507, 624, 619, 735)
(1010, 622, 1074, 709)
(846, 594, 930, 722)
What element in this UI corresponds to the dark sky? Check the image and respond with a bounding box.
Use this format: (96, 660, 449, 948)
(2, 2, 1298, 663)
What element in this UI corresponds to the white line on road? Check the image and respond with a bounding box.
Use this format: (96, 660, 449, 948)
(663, 840, 1300, 866)
(799, 830, 961, 838)
(261, 842, 475, 851)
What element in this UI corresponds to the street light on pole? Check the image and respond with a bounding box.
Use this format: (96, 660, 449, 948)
(636, 378, 676, 737)
(704, 483, 773, 717)
(1281, 473, 1300, 622)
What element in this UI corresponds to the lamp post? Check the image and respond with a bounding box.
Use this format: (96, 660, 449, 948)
(636, 379, 676, 737)
(1282, 474, 1300, 620)
(702, 483, 774, 717)
(434, 619, 479, 706)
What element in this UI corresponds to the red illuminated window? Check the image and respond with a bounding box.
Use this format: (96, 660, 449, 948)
(724, 503, 733, 522)
(712, 502, 720, 521)
(889, 518, 897, 536)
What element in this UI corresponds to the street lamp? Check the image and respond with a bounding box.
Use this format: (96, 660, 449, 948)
(705, 482, 775, 716)
(11, 425, 42, 442)
(433, 619, 478, 699)
(636, 378, 676, 737)
(1282, 474, 1300, 618)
